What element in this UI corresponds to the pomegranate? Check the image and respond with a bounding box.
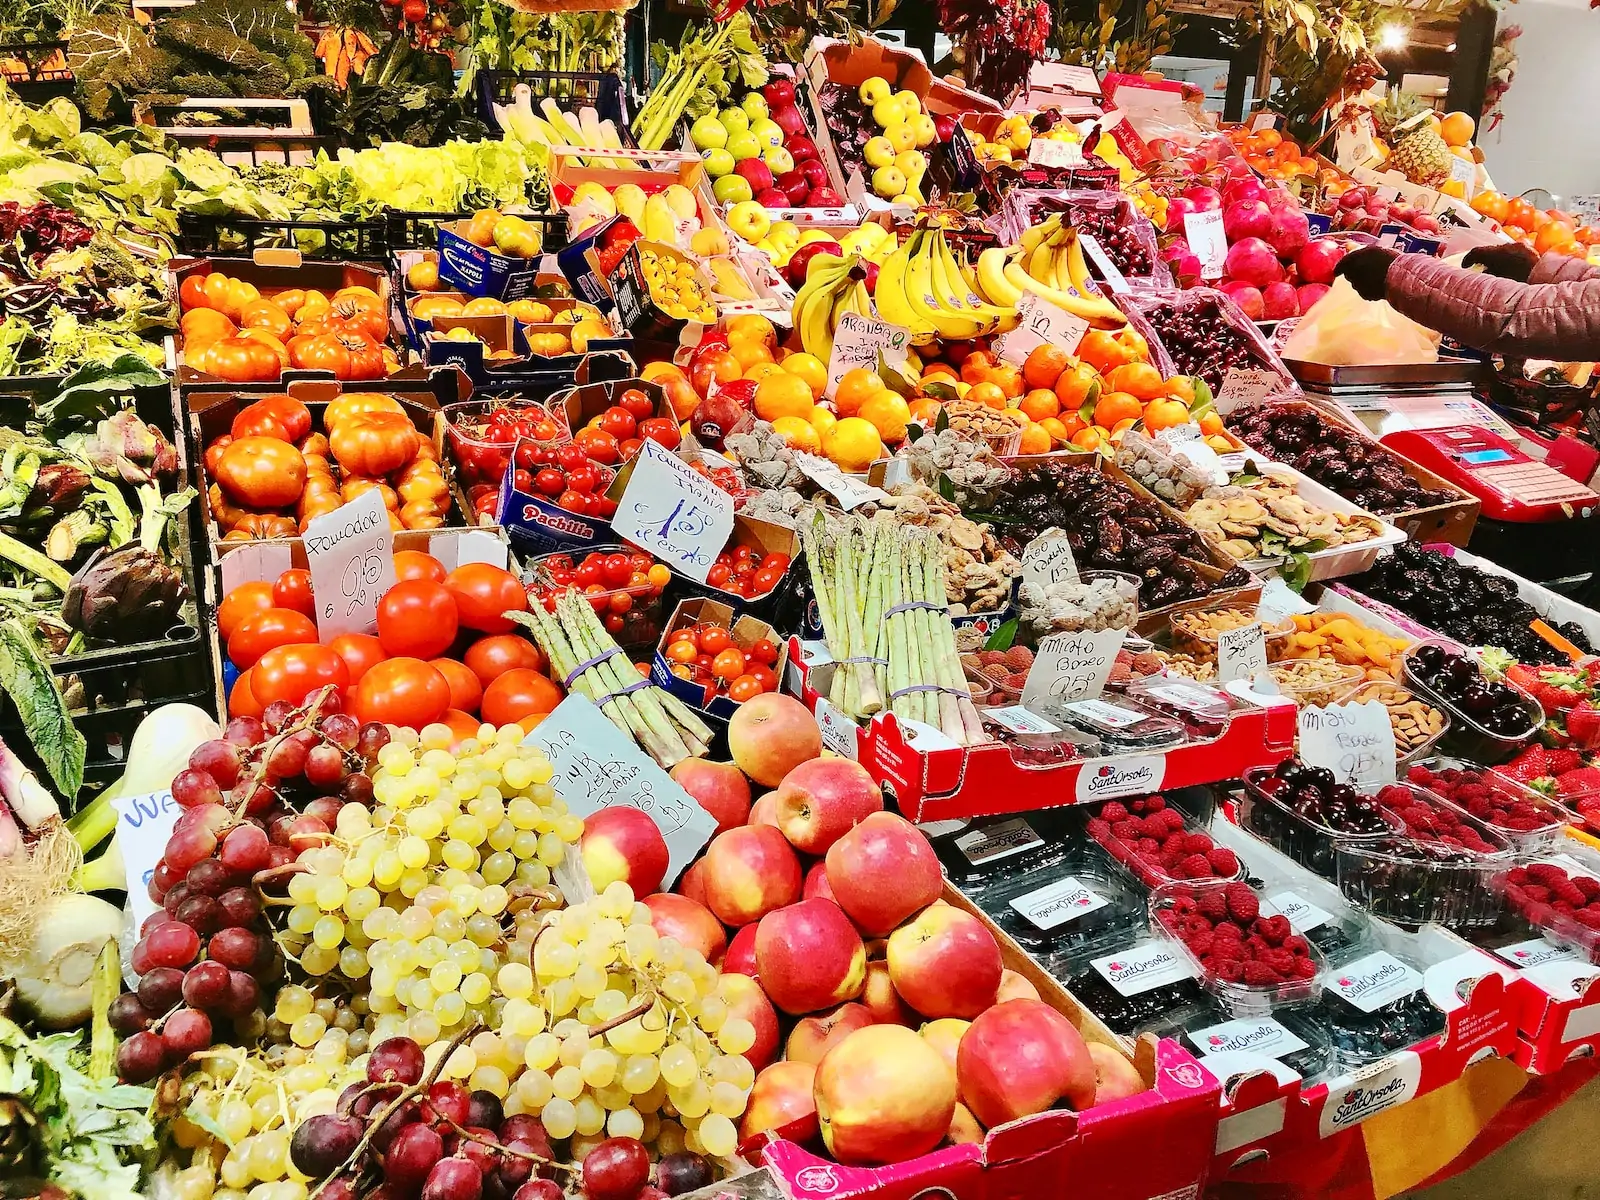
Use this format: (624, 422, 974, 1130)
(1297, 283, 1332, 312)
(1181, 185, 1222, 212)
(1266, 206, 1311, 257)
(1219, 281, 1265, 321)
(1296, 239, 1345, 286)
(1223, 200, 1273, 243)
(1223, 237, 1285, 289)
(1261, 281, 1300, 320)
(1222, 177, 1268, 208)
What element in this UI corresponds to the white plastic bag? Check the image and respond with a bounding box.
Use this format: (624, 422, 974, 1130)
(1281, 276, 1441, 366)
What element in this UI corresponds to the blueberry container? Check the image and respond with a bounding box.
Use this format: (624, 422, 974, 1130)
(1256, 885, 1375, 961)
(1038, 695, 1188, 752)
(1239, 764, 1405, 880)
(973, 848, 1148, 961)
(1407, 755, 1576, 846)
(1081, 793, 1245, 890)
(927, 813, 1069, 893)
(1400, 638, 1542, 763)
(1139, 1002, 1334, 1084)
(1150, 879, 1327, 1017)
(1312, 948, 1443, 1070)
(1057, 933, 1209, 1036)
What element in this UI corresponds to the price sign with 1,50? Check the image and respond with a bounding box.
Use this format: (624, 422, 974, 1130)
(611, 440, 735, 584)
(995, 291, 1091, 366)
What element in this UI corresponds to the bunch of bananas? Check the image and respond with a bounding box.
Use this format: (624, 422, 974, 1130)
(793, 253, 874, 362)
(973, 215, 1127, 328)
(875, 226, 1020, 345)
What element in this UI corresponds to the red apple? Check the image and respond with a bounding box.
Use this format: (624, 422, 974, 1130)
(825, 812, 943, 937)
(581, 807, 669, 897)
(762, 79, 796, 108)
(756, 899, 866, 1014)
(749, 793, 781, 828)
(861, 261, 879, 294)
(642, 893, 726, 964)
(885, 902, 1002, 1019)
(772, 758, 882, 855)
(814, 1025, 956, 1165)
(860, 958, 914, 1026)
(796, 157, 828, 187)
(688, 392, 745, 451)
(786, 1001, 875, 1065)
(775, 170, 812, 207)
(802, 861, 836, 903)
(717, 971, 781, 1070)
(754, 187, 790, 208)
(808, 186, 844, 208)
(722, 923, 759, 979)
(728, 694, 821, 788)
(688, 349, 741, 400)
(740, 1061, 817, 1143)
(669, 759, 751, 835)
(783, 241, 843, 289)
(734, 158, 774, 194)
(956, 999, 1095, 1128)
(1087, 1042, 1144, 1105)
(700, 825, 802, 927)
(931, 114, 956, 143)
(770, 103, 808, 140)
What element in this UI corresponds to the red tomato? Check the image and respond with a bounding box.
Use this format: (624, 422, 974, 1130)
(597, 407, 637, 440)
(748, 638, 779, 665)
(377, 580, 459, 659)
(748, 664, 778, 692)
(619, 388, 655, 420)
(711, 648, 747, 681)
(251, 644, 351, 707)
(439, 709, 483, 745)
(430, 658, 484, 715)
(217, 581, 275, 641)
(329, 634, 387, 683)
(393, 550, 447, 583)
(463, 634, 547, 689)
(751, 567, 784, 595)
(443, 563, 529, 634)
(698, 627, 730, 654)
(229, 668, 264, 719)
(228, 608, 317, 670)
(272, 568, 316, 619)
(350, 658, 451, 729)
(575, 428, 619, 464)
(535, 468, 565, 496)
(638, 418, 680, 450)
(480, 669, 564, 727)
(728, 675, 763, 703)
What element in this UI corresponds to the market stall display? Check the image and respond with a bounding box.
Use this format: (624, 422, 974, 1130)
(6, 17, 1600, 1200)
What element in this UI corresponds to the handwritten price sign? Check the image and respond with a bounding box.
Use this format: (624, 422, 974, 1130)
(1217, 622, 1268, 683)
(611, 440, 734, 583)
(303, 490, 396, 639)
(826, 311, 909, 397)
(1020, 528, 1079, 590)
(1298, 700, 1396, 787)
(1183, 210, 1228, 279)
(1028, 137, 1084, 169)
(1021, 627, 1127, 705)
(996, 291, 1091, 367)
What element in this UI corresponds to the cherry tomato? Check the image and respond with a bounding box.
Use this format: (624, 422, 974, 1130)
(251, 644, 350, 707)
(565, 465, 600, 494)
(760, 553, 792, 573)
(556, 490, 589, 513)
(217, 581, 275, 641)
(733, 545, 755, 562)
(711, 647, 747, 681)
(602, 554, 633, 587)
(480, 668, 564, 727)
(556, 443, 589, 471)
(751, 567, 785, 595)
(638, 418, 680, 450)
(728, 675, 763, 703)
(748, 664, 778, 692)
(393, 551, 447, 583)
(748, 638, 779, 665)
(228, 608, 317, 670)
(350, 658, 451, 729)
(698, 627, 731, 655)
(575, 429, 619, 464)
(608, 592, 632, 615)
(430, 658, 484, 714)
(272, 568, 316, 619)
(534, 468, 565, 496)
(647, 564, 671, 589)
(575, 560, 603, 587)
(618, 438, 643, 461)
(377, 580, 459, 659)
(463, 634, 546, 689)
(619, 388, 655, 420)
(706, 563, 731, 589)
(444, 563, 529, 635)
(597, 407, 637, 440)
(666, 640, 698, 664)
(329, 633, 387, 683)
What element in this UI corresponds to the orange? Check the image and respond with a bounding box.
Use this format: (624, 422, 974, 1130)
(810, 407, 838, 440)
(858, 391, 912, 443)
(908, 397, 942, 426)
(1439, 112, 1475, 148)
(641, 361, 687, 384)
(1111, 417, 1138, 438)
(1054, 362, 1100, 409)
(1018, 423, 1051, 454)
(1143, 398, 1191, 432)
(960, 351, 998, 385)
(1071, 427, 1107, 451)
(1199, 412, 1224, 436)
(1256, 129, 1282, 150)
(728, 336, 775, 372)
(1091, 390, 1142, 429)
(744, 361, 786, 384)
(1019, 388, 1060, 422)
(835, 368, 886, 417)
(1118, 329, 1149, 363)
(968, 381, 1007, 409)
(921, 362, 958, 381)
(1166, 376, 1196, 403)
(822, 417, 884, 472)
(727, 313, 777, 347)
(783, 352, 828, 398)
(989, 363, 1024, 399)
(1039, 416, 1069, 444)
(754, 373, 815, 422)
(770, 415, 821, 453)
(1001, 406, 1028, 426)
(1077, 329, 1131, 374)
(1022, 344, 1072, 391)
(1105, 362, 1165, 401)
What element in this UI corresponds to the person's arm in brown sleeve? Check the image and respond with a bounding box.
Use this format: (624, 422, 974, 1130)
(1527, 253, 1600, 286)
(1336, 246, 1600, 360)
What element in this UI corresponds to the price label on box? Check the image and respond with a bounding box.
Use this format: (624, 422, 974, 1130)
(794, 453, 888, 511)
(826, 311, 909, 397)
(1021, 627, 1127, 704)
(1029, 137, 1084, 169)
(1298, 699, 1396, 787)
(303, 490, 396, 640)
(1448, 155, 1477, 197)
(1184, 210, 1228, 279)
(1079, 235, 1129, 293)
(995, 291, 1091, 366)
(612, 440, 734, 584)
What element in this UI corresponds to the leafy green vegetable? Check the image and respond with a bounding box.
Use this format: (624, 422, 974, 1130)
(38, 355, 168, 437)
(0, 617, 85, 795)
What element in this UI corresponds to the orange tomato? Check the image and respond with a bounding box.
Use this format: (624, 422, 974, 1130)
(182, 308, 235, 348)
(1536, 221, 1577, 253)
(239, 299, 292, 340)
(1143, 398, 1192, 432)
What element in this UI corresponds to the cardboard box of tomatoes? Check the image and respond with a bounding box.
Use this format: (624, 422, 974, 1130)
(493, 433, 617, 558)
(650, 598, 788, 722)
(656, 513, 805, 628)
(555, 213, 640, 312)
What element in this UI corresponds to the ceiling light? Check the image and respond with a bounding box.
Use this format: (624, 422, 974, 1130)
(1379, 24, 1407, 51)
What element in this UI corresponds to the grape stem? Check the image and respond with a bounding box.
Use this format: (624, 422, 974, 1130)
(439, 1115, 578, 1174)
(308, 1020, 485, 1200)
(586, 993, 654, 1039)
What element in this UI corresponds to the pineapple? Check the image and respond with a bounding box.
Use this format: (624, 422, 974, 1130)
(1374, 92, 1452, 187)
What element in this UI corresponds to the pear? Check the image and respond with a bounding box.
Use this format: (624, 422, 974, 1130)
(662, 184, 699, 220)
(642, 193, 678, 243)
(570, 181, 616, 219)
(690, 226, 731, 257)
(612, 183, 647, 224)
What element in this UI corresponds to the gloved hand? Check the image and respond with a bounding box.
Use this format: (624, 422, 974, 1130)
(1334, 245, 1400, 302)
(1462, 242, 1539, 282)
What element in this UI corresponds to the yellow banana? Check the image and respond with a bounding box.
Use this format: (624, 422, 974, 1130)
(905, 229, 987, 340)
(1024, 228, 1064, 290)
(872, 230, 939, 343)
(1003, 260, 1128, 329)
(1061, 228, 1100, 297)
(1017, 215, 1061, 255)
(976, 247, 1023, 306)
(933, 231, 1013, 323)
(794, 253, 858, 361)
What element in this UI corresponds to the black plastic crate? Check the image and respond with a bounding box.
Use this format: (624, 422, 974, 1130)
(177, 212, 389, 261)
(0, 376, 178, 441)
(476, 69, 633, 143)
(0, 41, 72, 103)
(387, 210, 471, 252)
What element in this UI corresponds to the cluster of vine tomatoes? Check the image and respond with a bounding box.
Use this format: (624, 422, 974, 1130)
(706, 547, 792, 599)
(662, 622, 780, 703)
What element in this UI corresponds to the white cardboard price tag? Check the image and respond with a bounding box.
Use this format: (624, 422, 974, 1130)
(1217, 622, 1268, 683)
(794, 453, 889, 511)
(1218, 366, 1282, 407)
(303, 490, 396, 640)
(1156, 423, 1228, 483)
(815, 697, 859, 759)
(1298, 700, 1396, 787)
(1248, 112, 1279, 132)
(1079, 235, 1130, 293)
(612, 440, 735, 584)
(825, 311, 909, 397)
(524, 695, 716, 885)
(112, 790, 179, 929)
(995, 291, 1091, 367)
(1020, 528, 1079, 590)
(1021, 627, 1127, 705)
(1448, 155, 1477, 196)
(1184, 210, 1228, 279)
(1028, 138, 1084, 169)
(1257, 577, 1317, 624)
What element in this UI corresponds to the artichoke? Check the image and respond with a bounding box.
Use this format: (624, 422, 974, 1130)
(60, 543, 187, 641)
(27, 463, 91, 514)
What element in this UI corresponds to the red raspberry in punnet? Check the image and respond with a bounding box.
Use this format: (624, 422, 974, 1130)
(1087, 796, 1241, 885)
(1224, 882, 1259, 924)
(1405, 763, 1562, 834)
(1160, 883, 1312, 987)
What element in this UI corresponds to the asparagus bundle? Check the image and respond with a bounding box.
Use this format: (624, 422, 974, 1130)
(803, 512, 987, 745)
(510, 590, 714, 767)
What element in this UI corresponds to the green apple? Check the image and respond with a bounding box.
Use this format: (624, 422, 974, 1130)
(712, 174, 754, 205)
(690, 114, 729, 151)
(701, 147, 736, 177)
(741, 92, 770, 122)
(726, 199, 771, 243)
(725, 130, 762, 162)
(719, 107, 750, 133)
(750, 119, 784, 150)
(762, 145, 795, 175)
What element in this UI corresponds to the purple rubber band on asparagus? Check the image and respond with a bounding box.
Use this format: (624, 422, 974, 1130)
(564, 648, 624, 688)
(884, 600, 944, 617)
